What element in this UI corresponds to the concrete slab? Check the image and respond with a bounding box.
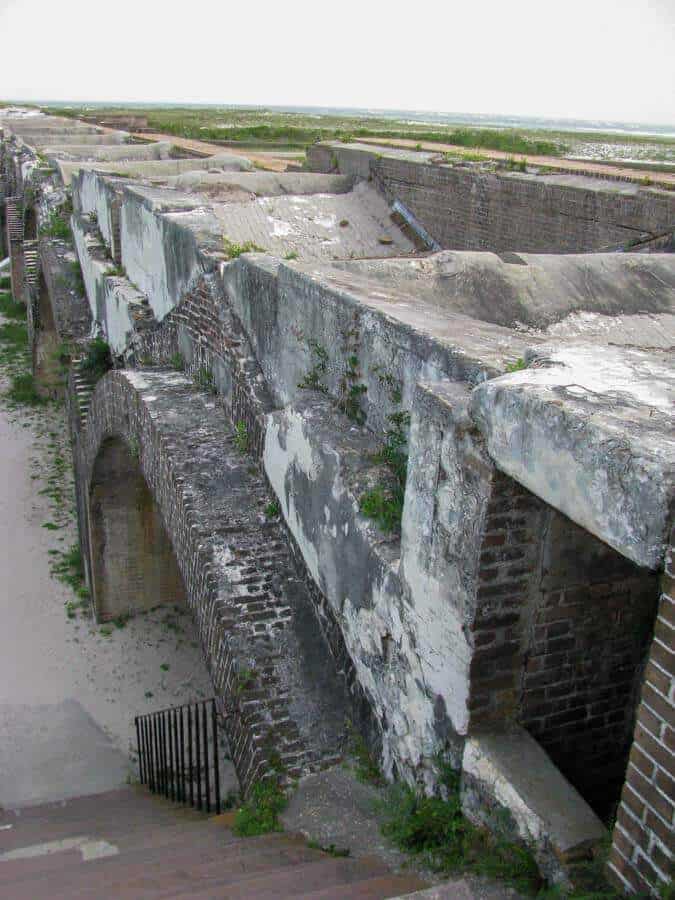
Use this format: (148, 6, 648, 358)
(212, 180, 416, 261)
(462, 728, 606, 867)
(0, 700, 129, 809)
(470, 342, 675, 569)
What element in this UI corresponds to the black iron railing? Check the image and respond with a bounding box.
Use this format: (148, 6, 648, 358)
(135, 698, 222, 814)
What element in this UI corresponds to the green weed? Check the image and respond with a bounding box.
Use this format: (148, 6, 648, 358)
(222, 237, 266, 259)
(265, 500, 280, 518)
(234, 421, 249, 453)
(232, 779, 287, 837)
(505, 358, 527, 373)
(169, 351, 185, 370)
(298, 339, 329, 393)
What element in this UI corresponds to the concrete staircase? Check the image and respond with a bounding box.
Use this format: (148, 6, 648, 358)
(0, 787, 425, 899)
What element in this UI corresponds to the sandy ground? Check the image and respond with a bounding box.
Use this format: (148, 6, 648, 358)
(0, 358, 233, 807)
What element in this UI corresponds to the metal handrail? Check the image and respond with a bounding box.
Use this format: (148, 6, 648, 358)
(135, 698, 222, 814)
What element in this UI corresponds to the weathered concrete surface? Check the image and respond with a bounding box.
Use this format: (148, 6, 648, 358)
(59, 152, 254, 185)
(461, 727, 606, 882)
(324, 250, 675, 329)
(47, 141, 173, 162)
(167, 170, 355, 196)
(71, 213, 151, 353)
(470, 343, 675, 569)
(212, 179, 415, 261)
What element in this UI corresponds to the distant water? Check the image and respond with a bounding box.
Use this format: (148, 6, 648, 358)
(38, 101, 675, 139)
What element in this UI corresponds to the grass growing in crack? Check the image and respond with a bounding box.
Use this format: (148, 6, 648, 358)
(169, 351, 185, 370)
(283, 250, 299, 260)
(360, 405, 410, 534)
(222, 237, 266, 259)
(194, 366, 215, 393)
(265, 500, 280, 518)
(297, 339, 329, 392)
(505, 358, 527, 373)
(232, 778, 287, 837)
(234, 421, 249, 453)
(307, 840, 350, 857)
(378, 765, 542, 894)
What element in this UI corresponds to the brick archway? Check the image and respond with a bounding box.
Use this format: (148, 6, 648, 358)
(73, 369, 351, 791)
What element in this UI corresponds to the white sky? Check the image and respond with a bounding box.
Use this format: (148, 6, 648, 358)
(1, 0, 673, 125)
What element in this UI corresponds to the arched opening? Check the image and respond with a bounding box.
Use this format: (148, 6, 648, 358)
(32, 271, 62, 397)
(87, 437, 187, 622)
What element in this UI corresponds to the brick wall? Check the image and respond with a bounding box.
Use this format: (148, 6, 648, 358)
(468, 469, 660, 821)
(608, 529, 674, 895)
(307, 145, 675, 254)
(520, 510, 659, 818)
(371, 158, 675, 253)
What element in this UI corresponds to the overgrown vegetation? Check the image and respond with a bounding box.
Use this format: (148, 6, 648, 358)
(40, 208, 71, 240)
(378, 762, 542, 894)
(81, 336, 113, 381)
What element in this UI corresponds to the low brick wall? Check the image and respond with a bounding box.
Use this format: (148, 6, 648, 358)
(609, 530, 674, 895)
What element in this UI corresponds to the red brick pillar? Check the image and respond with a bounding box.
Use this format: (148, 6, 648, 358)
(608, 527, 674, 895)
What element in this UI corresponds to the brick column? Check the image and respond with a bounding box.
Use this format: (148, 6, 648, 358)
(608, 527, 674, 895)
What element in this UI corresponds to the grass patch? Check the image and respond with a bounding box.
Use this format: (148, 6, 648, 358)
(505, 358, 527, 372)
(232, 778, 287, 837)
(378, 766, 542, 894)
(6, 372, 45, 406)
(0, 292, 26, 320)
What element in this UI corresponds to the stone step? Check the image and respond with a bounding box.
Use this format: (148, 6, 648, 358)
(3, 833, 320, 899)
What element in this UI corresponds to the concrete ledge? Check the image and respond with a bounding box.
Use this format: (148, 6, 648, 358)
(462, 727, 606, 882)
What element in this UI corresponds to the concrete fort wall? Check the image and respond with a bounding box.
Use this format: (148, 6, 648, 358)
(307, 143, 675, 253)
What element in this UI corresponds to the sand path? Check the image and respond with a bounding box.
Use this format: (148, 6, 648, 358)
(0, 368, 222, 808)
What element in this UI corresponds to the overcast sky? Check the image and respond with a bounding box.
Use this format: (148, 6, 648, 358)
(1, 0, 673, 125)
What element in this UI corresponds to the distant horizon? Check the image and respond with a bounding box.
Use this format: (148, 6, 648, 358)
(3, 100, 675, 136)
